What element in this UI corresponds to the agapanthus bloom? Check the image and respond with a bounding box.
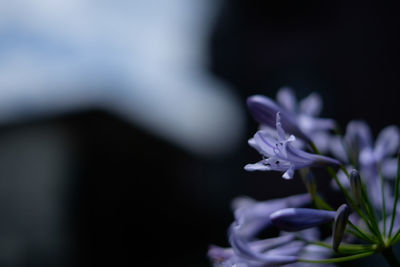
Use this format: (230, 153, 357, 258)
(330, 121, 400, 209)
(208, 194, 312, 266)
(247, 87, 335, 151)
(210, 87, 400, 266)
(245, 112, 339, 179)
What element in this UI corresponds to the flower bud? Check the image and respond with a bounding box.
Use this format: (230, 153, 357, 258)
(332, 204, 350, 252)
(270, 208, 336, 232)
(350, 169, 362, 205)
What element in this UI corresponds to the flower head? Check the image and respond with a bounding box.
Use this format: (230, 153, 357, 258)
(208, 194, 312, 266)
(247, 88, 336, 151)
(245, 112, 340, 179)
(330, 121, 400, 209)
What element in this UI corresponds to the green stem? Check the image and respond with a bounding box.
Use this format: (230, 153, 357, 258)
(347, 220, 377, 243)
(327, 167, 378, 234)
(359, 182, 384, 243)
(389, 154, 400, 238)
(309, 141, 321, 155)
(380, 169, 387, 236)
(314, 195, 334, 210)
(391, 230, 400, 245)
(298, 251, 375, 264)
(340, 165, 350, 177)
(307, 240, 375, 254)
(333, 166, 385, 244)
(309, 141, 383, 244)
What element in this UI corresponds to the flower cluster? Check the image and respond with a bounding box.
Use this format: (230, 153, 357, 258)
(209, 88, 400, 266)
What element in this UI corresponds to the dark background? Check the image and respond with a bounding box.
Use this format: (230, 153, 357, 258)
(1, 1, 400, 266)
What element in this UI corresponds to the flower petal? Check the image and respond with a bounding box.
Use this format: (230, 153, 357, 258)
(298, 115, 336, 133)
(381, 157, 398, 179)
(232, 194, 311, 238)
(244, 161, 271, 172)
(282, 165, 295, 179)
(329, 136, 348, 163)
(276, 87, 297, 112)
(299, 92, 322, 116)
(309, 131, 331, 153)
(374, 125, 400, 161)
(265, 241, 305, 256)
(229, 225, 299, 266)
(247, 95, 310, 141)
(345, 121, 373, 154)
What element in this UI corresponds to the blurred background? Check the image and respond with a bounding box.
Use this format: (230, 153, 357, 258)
(0, 1, 399, 266)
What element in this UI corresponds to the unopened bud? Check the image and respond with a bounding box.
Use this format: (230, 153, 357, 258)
(350, 169, 362, 205)
(332, 204, 350, 252)
(270, 208, 336, 232)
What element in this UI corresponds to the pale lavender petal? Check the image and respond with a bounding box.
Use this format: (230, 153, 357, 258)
(374, 125, 400, 161)
(309, 131, 331, 154)
(229, 226, 299, 266)
(296, 227, 320, 241)
(282, 193, 312, 208)
(285, 144, 340, 167)
(253, 131, 277, 156)
(276, 87, 297, 112)
(208, 245, 266, 267)
(266, 241, 305, 256)
(299, 92, 322, 116)
(244, 161, 271, 172)
(247, 95, 283, 127)
(270, 208, 336, 231)
(362, 165, 393, 211)
(381, 157, 398, 179)
(247, 95, 310, 141)
(231, 196, 256, 214)
(232, 194, 311, 238)
(298, 116, 336, 133)
(249, 235, 296, 253)
(361, 165, 381, 208)
(329, 136, 348, 163)
(283, 165, 295, 179)
(359, 147, 376, 166)
(258, 125, 278, 138)
(276, 112, 288, 140)
(248, 138, 265, 155)
(331, 166, 351, 191)
(345, 121, 373, 153)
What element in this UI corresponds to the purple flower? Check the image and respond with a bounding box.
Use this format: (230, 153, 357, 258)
(270, 208, 336, 232)
(245, 113, 340, 179)
(335, 121, 400, 177)
(208, 194, 311, 266)
(232, 194, 311, 237)
(247, 88, 335, 150)
(208, 236, 302, 267)
(331, 121, 400, 209)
